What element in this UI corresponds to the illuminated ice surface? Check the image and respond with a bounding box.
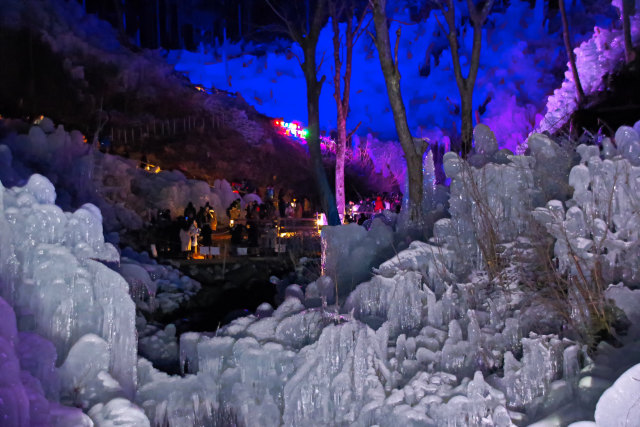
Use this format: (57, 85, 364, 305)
(3, 114, 640, 426)
(3, 0, 640, 413)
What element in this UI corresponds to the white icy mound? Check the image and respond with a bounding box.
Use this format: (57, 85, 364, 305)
(321, 219, 395, 297)
(538, 3, 640, 135)
(134, 236, 586, 426)
(594, 363, 640, 426)
(3, 115, 640, 425)
(0, 174, 147, 423)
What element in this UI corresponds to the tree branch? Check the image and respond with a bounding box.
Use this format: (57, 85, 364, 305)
(347, 121, 362, 140)
(264, 0, 303, 44)
(317, 50, 327, 73)
(441, 1, 465, 93)
(353, 4, 372, 45)
(433, 11, 448, 36)
(290, 48, 303, 69)
(394, 27, 401, 71)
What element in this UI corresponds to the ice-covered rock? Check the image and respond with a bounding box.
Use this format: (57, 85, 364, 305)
(322, 220, 394, 297)
(594, 363, 640, 426)
(255, 302, 274, 318)
(88, 398, 150, 426)
(473, 124, 499, 157)
(345, 271, 425, 336)
(138, 324, 180, 371)
(614, 125, 640, 166)
(58, 334, 125, 410)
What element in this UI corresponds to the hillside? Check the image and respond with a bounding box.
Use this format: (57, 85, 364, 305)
(0, 0, 388, 204)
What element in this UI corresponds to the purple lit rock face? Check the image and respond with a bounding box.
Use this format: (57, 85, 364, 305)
(0, 296, 90, 426)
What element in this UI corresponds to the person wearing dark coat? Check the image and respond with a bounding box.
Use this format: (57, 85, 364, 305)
(201, 222, 212, 247)
(184, 202, 196, 222)
(196, 206, 206, 227)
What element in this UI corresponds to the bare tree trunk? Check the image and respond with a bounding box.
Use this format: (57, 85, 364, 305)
(303, 1, 340, 226)
(559, 0, 586, 106)
(622, 0, 636, 63)
(330, 2, 366, 220)
(332, 12, 346, 219)
(372, 0, 426, 224)
(460, 96, 473, 156)
(265, 0, 339, 225)
(440, 0, 493, 157)
(330, 3, 357, 220)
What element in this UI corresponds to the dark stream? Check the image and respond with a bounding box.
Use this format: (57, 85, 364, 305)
(156, 257, 295, 335)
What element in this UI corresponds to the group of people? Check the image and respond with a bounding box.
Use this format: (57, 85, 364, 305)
(149, 187, 400, 258)
(179, 201, 218, 258)
(148, 185, 315, 258)
(343, 192, 403, 225)
(150, 202, 218, 259)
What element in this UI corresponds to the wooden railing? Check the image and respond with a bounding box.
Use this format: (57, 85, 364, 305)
(104, 113, 225, 148)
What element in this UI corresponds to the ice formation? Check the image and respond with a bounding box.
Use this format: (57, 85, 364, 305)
(124, 120, 640, 426)
(533, 123, 640, 288)
(594, 363, 640, 426)
(3, 103, 640, 427)
(0, 174, 143, 423)
(1, 0, 640, 408)
(0, 296, 93, 426)
(538, 2, 640, 135)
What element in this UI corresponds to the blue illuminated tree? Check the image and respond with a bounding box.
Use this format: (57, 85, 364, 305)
(265, 0, 340, 226)
(370, 0, 429, 225)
